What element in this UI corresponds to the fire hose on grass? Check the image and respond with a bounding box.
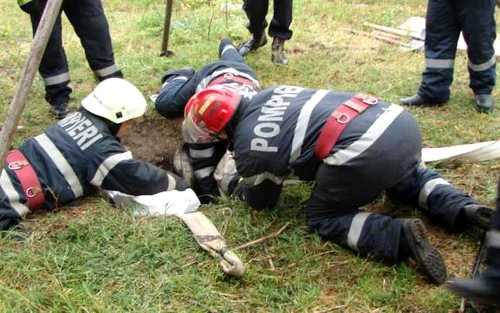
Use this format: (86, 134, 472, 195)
(105, 188, 246, 278)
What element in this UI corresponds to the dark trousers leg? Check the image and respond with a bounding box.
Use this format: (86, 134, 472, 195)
(242, 0, 269, 37)
(219, 42, 246, 63)
(483, 178, 500, 279)
(20, 1, 71, 106)
(305, 163, 403, 263)
(387, 165, 477, 229)
(418, 0, 459, 103)
(63, 0, 122, 80)
(269, 0, 293, 40)
(458, 0, 496, 94)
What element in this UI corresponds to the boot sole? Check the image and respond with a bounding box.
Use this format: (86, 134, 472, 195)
(404, 219, 447, 284)
(474, 104, 494, 114)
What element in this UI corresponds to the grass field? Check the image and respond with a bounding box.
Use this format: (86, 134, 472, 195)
(1, 0, 500, 311)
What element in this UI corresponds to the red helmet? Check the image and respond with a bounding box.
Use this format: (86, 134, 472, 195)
(183, 85, 241, 143)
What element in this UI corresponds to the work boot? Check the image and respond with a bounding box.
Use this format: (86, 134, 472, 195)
(399, 94, 442, 107)
(447, 276, 500, 306)
(402, 219, 447, 284)
(463, 204, 494, 230)
(51, 103, 69, 119)
(474, 94, 494, 113)
(238, 33, 267, 56)
(271, 38, 289, 65)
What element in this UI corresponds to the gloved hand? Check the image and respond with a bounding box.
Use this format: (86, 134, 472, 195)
(161, 67, 195, 84)
(230, 179, 246, 201)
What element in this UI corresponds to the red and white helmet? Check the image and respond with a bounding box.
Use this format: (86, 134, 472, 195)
(183, 85, 241, 143)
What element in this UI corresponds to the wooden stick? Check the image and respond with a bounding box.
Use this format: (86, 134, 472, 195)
(363, 22, 424, 40)
(341, 28, 410, 48)
(372, 30, 403, 40)
(160, 0, 174, 57)
(459, 297, 466, 313)
(233, 223, 290, 251)
(0, 0, 63, 169)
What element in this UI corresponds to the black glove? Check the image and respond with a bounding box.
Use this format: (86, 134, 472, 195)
(161, 67, 195, 84)
(230, 180, 246, 201)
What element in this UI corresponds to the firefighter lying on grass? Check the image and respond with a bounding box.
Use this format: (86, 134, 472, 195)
(0, 78, 188, 238)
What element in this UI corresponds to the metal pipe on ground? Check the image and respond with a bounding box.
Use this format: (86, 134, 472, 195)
(0, 0, 63, 168)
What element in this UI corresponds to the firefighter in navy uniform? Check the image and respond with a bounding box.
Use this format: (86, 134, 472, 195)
(155, 38, 260, 118)
(18, 0, 123, 119)
(176, 81, 494, 285)
(155, 39, 261, 202)
(400, 0, 496, 113)
(447, 176, 500, 306)
(0, 78, 188, 233)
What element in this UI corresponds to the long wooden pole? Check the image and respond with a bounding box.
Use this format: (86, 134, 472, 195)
(0, 0, 63, 165)
(160, 0, 174, 57)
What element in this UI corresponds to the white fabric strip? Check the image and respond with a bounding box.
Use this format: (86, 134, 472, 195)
(289, 90, 328, 163)
(0, 170, 30, 217)
(243, 172, 284, 186)
(422, 140, 500, 163)
(486, 230, 500, 249)
(324, 104, 404, 166)
(94, 64, 119, 77)
(425, 58, 455, 69)
(35, 134, 84, 197)
(167, 174, 176, 191)
(418, 178, 450, 209)
(221, 45, 236, 57)
(196, 68, 260, 92)
(194, 166, 215, 180)
(44, 72, 70, 86)
(468, 55, 496, 72)
(347, 212, 371, 251)
(189, 147, 215, 159)
(162, 76, 189, 88)
(90, 152, 133, 186)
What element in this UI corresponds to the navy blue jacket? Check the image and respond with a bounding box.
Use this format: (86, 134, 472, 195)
(0, 109, 187, 230)
(182, 85, 404, 208)
(155, 60, 260, 118)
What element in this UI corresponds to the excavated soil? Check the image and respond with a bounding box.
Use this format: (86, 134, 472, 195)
(121, 114, 184, 171)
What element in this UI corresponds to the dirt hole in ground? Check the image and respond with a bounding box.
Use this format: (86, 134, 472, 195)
(121, 114, 183, 171)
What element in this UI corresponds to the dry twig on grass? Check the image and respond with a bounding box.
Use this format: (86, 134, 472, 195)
(313, 304, 347, 313)
(233, 223, 290, 251)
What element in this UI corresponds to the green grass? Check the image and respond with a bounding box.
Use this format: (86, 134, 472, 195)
(1, 0, 500, 311)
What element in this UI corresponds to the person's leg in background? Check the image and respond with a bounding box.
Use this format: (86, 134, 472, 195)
(238, 0, 269, 56)
(400, 0, 460, 107)
(459, 0, 496, 113)
(19, 0, 71, 119)
(269, 0, 293, 65)
(63, 0, 123, 81)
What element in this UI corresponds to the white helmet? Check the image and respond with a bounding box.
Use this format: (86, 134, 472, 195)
(81, 78, 147, 124)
